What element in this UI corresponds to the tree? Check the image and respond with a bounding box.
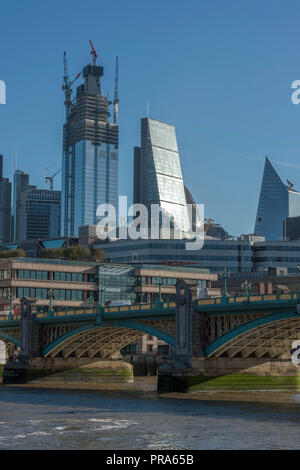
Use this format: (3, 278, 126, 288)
(41, 246, 105, 262)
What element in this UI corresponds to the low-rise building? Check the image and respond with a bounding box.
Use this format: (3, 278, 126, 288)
(0, 258, 218, 309)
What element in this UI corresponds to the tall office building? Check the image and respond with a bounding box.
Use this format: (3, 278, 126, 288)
(254, 157, 300, 240)
(61, 50, 119, 236)
(0, 155, 12, 243)
(133, 118, 190, 233)
(19, 188, 61, 240)
(13, 170, 29, 242)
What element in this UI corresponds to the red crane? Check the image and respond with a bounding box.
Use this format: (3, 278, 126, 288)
(89, 40, 98, 66)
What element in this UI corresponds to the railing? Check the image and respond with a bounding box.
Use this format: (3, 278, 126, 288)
(197, 292, 299, 307)
(0, 293, 299, 324)
(0, 300, 177, 323)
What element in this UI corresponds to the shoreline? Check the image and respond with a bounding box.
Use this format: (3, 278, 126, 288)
(2, 376, 300, 404)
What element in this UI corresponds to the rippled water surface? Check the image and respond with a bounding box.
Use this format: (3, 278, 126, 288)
(0, 384, 300, 449)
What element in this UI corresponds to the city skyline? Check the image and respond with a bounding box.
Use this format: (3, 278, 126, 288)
(2, 1, 300, 238)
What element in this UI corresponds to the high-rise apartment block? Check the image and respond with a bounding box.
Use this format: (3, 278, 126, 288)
(0, 155, 12, 243)
(134, 118, 190, 233)
(254, 157, 300, 241)
(61, 52, 119, 236)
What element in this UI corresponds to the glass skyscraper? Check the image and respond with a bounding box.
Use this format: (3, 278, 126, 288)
(19, 188, 61, 240)
(62, 59, 119, 236)
(134, 118, 189, 233)
(13, 169, 29, 242)
(254, 157, 300, 240)
(0, 155, 12, 243)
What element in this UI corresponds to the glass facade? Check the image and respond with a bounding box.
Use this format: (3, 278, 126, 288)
(101, 238, 253, 273)
(62, 59, 119, 236)
(134, 118, 190, 233)
(0, 179, 11, 244)
(254, 157, 300, 241)
(73, 141, 118, 234)
(19, 188, 61, 240)
(13, 170, 29, 242)
(96, 264, 135, 304)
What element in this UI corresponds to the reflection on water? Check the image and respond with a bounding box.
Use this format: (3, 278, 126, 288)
(0, 385, 300, 449)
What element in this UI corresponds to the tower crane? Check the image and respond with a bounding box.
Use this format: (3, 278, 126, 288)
(113, 56, 119, 124)
(89, 40, 98, 66)
(62, 51, 81, 113)
(45, 167, 61, 190)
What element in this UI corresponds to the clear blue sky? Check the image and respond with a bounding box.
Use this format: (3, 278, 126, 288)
(1, 0, 300, 236)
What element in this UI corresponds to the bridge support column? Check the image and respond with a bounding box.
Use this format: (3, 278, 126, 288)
(3, 298, 44, 384)
(158, 280, 208, 392)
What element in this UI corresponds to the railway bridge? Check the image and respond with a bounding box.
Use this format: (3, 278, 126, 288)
(1, 281, 300, 389)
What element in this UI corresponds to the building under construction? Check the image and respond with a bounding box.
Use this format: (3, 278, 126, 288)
(61, 42, 119, 236)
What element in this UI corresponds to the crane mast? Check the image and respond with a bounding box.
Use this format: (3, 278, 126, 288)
(113, 56, 119, 124)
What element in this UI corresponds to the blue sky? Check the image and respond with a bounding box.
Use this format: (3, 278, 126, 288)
(1, 0, 300, 236)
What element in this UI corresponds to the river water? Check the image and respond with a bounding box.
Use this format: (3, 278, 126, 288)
(0, 381, 300, 450)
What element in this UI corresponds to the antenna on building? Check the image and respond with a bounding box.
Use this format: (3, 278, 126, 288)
(146, 101, 150, 118)
(14, 149, 17, 172)
(113, 56, 119, 124)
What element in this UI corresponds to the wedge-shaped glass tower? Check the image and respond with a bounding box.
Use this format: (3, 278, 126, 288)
(134, 118, 190, 233)
(254, 157, 300, 240)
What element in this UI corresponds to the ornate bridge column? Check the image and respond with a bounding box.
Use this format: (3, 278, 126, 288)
(19, 298, 42, 362)
(158, 280, 207, 392)
(175, 280, 193, 365)
(175, 280, 207, 361)
(3, 298, 42, 384)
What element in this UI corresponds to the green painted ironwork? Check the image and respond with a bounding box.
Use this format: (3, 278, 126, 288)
(43, 320, 175, 357)
(205, 310, 300, 357)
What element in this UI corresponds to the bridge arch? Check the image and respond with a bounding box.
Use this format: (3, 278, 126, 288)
(0, 332, 21, 348)
(205, 311, 300, 359)
(43, 321, 175, 358)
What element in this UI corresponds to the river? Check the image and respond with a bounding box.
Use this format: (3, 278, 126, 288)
(0, 379, 300, 449)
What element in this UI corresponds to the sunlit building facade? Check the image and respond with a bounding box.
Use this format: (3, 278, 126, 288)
(134, 118, 190, 233)
(254, 157, 300, 241)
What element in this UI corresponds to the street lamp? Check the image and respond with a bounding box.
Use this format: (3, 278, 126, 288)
(157, 277, 163, 303)
(241, 280, 252, 296)
(88, 292, 94, 308)
(98, 284, 106, 307)
(48, 288, 55, 313)
(8, 292, 14, 315)
(219, 268, 230, 297)
(129, 292, 136, 305)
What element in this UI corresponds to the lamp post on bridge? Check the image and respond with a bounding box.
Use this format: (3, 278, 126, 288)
(48, 289, 55, 316)
(88, 292, 94, 308)
(220, 268, 230, 297)
(157, 276, 163, 304)
(241, 280, 252, 296)
(96, 284, 105, 325)
(129, 292, 136, 305)
(8, 292, 14, 316)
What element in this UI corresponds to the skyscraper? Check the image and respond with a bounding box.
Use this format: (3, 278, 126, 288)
(19, 188, 61, 240)
(0, 155, 12, 243)
(13, 169, 29, 242)
(254, 157, 300, 240)
(133, 118, 190, 233)
(61, 49, 119, 236)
